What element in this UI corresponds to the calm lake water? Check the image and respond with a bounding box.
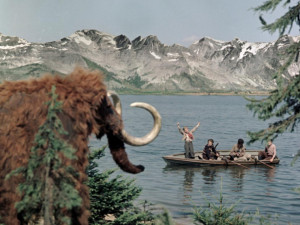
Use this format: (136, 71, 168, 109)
(90, 95, 300, 225)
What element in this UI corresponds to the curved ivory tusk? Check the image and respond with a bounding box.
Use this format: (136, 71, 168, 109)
(107, 91, 161, 146)
(122, 102, 162, 146)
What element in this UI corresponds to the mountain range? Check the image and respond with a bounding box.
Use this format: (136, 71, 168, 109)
(0, 29, 299, 94)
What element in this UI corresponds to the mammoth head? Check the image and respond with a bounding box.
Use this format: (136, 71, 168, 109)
(97, 91, 161, 174)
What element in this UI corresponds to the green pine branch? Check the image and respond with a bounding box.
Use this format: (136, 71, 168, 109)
(246, 41, 300, 144)
(193, 179, 251, 225)
(254, 0, 300, 36)
(6, 85, 81, 224)
(87, 147, 155, 225)
(247, 1, 300, 169)
(254, 0, 283, 12)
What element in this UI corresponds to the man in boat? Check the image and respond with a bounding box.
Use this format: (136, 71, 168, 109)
(177, 122, 200, 159)
(229, 138, 246, 160)
(258, 139, 277, 162)
(202, 139, 220, 160)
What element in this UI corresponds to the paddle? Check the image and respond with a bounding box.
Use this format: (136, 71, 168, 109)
(257, 160, 275, 169)
(230, 160, 250, 169)
(222, 158, 250, 169)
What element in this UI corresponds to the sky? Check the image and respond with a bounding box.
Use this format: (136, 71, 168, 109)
(0, 0, 299, 47)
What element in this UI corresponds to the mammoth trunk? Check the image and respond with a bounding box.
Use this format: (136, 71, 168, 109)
(107, 132, 144, 174)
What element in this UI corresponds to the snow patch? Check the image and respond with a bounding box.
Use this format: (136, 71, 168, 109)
(238, 42, 269, 60)
(168, 59, 178, 62)
(204, 37, 225, 44)
(292, 36, 300, 42)
(183, 52, 191, 56)
(150, 51, 161, 59)
(193, 49, 200, 55)
(167, 52, 180, 57)
(46, 46, 57, 50)
(277, 43, 286, 49)
(0, 43, 30, 50)
(172, 79, 179, 84)
(101, 36, 117, 47)
(234, 80, 241, 85)
(288, 62, 300, 76)
(70, 32, 92, 45)
(245, 78, 258, 87)
(220, 44, 232, 51)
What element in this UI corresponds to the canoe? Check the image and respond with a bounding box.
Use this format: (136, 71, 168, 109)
(162, 150, 280, 167)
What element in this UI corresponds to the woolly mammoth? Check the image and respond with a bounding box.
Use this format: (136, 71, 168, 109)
(0, 68, 161, 225)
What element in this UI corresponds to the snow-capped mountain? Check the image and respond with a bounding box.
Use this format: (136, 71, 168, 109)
(0, 29, 299, 93)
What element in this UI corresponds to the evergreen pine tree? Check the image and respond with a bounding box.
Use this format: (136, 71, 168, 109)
(192, 178, 276, 225)
(246, 1, 300, 144)
(153, 210, 174, 225)
(6, 86, 81, 225)
(87, 146, 155, 225)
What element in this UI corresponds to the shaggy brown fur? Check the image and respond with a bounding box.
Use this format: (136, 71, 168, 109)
(0, 67, 144, 225)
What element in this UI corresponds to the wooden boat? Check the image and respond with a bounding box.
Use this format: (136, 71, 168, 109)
(162, 150, 280, 167)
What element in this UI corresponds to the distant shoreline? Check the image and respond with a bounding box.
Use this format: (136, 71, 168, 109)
(175, 91, 270, 96)
(117, 91, 271, 96)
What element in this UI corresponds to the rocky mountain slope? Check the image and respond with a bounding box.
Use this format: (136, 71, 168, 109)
(0, 29, 299, 93)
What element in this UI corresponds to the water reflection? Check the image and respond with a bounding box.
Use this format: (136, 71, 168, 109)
(163, 165, 249, 195)
(265, 167, 276, 182)
(163, 165, 279, 201)
(183, 169, 194, 204)
(183, 169, 194, 190)
(201, 168, 217, 184)
(263, 167, 277, 196)
(228, 167, 246, 192)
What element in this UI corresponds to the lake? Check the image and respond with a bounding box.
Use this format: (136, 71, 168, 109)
(89, 95, 300, 224)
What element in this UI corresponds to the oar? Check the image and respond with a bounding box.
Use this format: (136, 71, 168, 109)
(223, 158, 250, 169)
(230, 160, 250, 169)
(258, 160, 275, 169)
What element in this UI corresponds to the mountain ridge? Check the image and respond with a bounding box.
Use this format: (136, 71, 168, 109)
(0, 30, 299, 93)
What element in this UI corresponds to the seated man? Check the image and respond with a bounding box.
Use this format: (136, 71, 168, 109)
(229, 138, 246, 160)
(258, 139, 277, 162)
(202, 139, 219, 160)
